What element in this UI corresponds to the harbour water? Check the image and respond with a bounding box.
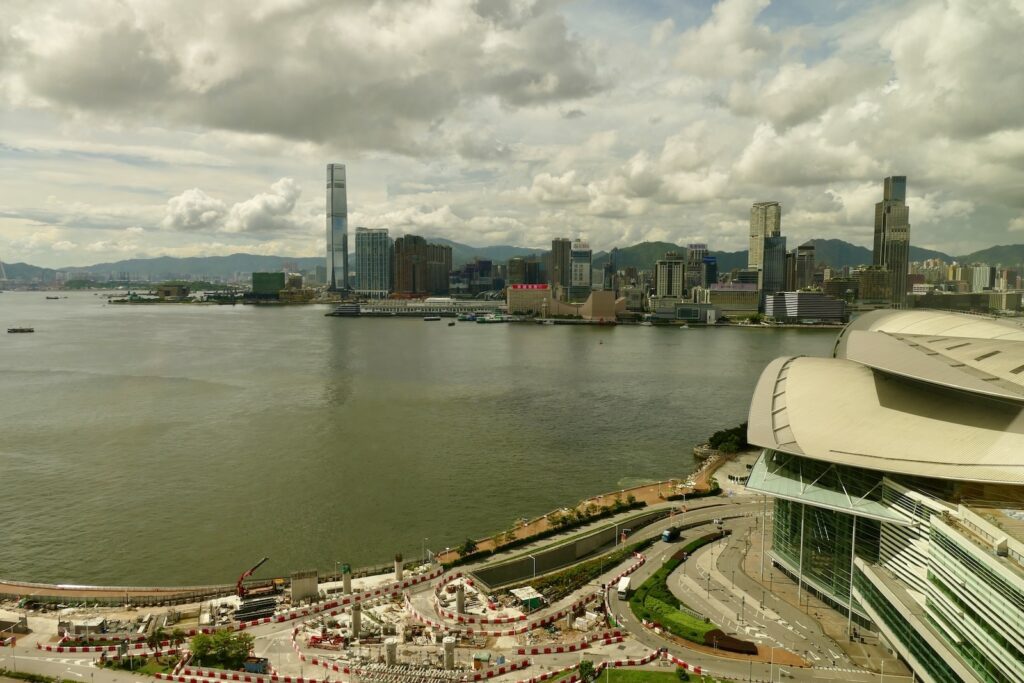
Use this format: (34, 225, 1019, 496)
(0, 292, 834, 585)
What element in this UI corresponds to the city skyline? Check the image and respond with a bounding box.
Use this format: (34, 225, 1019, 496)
(2, 1, 1022, 268)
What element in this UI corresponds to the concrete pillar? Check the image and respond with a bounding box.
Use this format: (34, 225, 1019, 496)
(351, 603, 361, 639)
(442, 636, 456, 670)
(394, 553, 404, 582)
(384, 637, 398, 666)
(342, 564, 352, 595)
(455, 585, 466, 614)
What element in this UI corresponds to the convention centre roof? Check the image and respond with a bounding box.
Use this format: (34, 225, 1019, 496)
(747, 310, 1024, 485)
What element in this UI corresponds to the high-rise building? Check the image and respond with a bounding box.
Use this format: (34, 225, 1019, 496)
(326, 163, 349, 290)
(550, 238, 572, 294)
(762, 235, 787, 296)
(393, 235, 452, 296)
(568, 239, 592, 302)
(749, 201, 781, 270)
(794, 244, 815, 290)
(685, 243, 708, 291)
(354, 227, 392, 298)
(873, 176, 911, 308)
(701, 256, 718, 288)
(654, 252, 685, 299)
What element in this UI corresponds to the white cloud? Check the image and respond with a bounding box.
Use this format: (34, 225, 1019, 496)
(162, 188, 227, 231)
(224, 178, 303, 234)
(528, 171, 589, 203)
(675, 0, 777, 79)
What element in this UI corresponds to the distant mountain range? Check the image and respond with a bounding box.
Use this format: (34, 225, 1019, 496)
(2, 237, 1022, 282)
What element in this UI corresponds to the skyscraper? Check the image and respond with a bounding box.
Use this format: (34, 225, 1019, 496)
(873, 176, 911, 308)
(794, 244, 815, 290)
(550, 238, 571, 295)
(393, 235, 452, 296)
(568, 238, 592, 302)
(749, 201, 781, 270)
(762, 235, 787, 296)
(354, 227, 392, 298)
(685, 243, 708, 290)
(654, 252, 685, 298)
(326, 163, 349, 290)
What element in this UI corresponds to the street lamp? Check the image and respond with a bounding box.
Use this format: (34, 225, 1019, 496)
(529, 555, 537, 578)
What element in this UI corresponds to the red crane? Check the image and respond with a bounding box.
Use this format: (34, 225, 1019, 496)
(237, 557, 269, 599)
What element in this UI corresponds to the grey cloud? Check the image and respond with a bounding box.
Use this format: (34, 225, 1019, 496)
(28, 21, 180, 112)
(563, 109, 586, 119)
(5, 1, 604, 157)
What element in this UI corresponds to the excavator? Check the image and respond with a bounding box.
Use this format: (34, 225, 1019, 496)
(236, 557, 270, 599)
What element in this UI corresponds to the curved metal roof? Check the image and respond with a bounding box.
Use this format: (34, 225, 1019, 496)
(747, 354, 1024, 484)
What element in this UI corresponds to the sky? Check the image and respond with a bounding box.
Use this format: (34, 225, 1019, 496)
(1, 0, 1023, 268)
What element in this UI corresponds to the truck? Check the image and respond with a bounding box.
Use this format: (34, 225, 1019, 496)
(661, 525, 681, 542)
(616, 576, 631, 599)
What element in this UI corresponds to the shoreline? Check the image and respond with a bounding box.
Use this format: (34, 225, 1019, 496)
(0, 448, 751, 601)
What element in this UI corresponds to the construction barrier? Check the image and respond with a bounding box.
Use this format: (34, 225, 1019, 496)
(515, 631, 624, 655)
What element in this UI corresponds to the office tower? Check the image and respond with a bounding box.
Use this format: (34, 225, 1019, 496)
(568, 239, 592, 302)
(873, 176, 911, 307)
(326, 163, 349, 290)
(749, 201, 781, 270)
(685, 243, 708, 290)
(507, 257, 527, 286)
(550, 238, 572, 292)
(762, 235, 787, 296)
(654, 252, 685, 298)
(393, 235, 452, 296)
(354, 227, 392, 298)
(794, 244, 815, 290)
(701, 256, 718, 288)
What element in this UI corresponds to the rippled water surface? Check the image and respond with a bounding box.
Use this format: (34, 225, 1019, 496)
(0, 292, 834, 585)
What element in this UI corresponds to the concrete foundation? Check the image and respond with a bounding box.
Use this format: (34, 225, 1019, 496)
(351, 603, 361, 639)
(455, 585, 466, 614)
(442, 636, 456, 670)
(385, 637, 398, 666)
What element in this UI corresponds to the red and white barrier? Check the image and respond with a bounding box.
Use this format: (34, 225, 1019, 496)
(515, 631, 624, 655)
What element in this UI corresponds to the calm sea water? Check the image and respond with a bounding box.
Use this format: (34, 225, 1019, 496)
(0, 292, 834, 586)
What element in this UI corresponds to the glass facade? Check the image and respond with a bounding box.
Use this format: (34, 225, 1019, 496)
(854, 568, 966, 683)
(326, 163, 348, 290)
(774, 498, 880, 608)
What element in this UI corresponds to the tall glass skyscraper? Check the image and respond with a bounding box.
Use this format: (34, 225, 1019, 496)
(326, 163, 349, 290)
(873, 175, 910, 308)
(568, 238, 592, 302)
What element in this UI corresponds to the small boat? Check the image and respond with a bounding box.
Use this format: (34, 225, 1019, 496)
(542, 320, 555, 326)
(447, 321, 456, 327)
(679, 324, 689, 329)
(45, 296, 60, 300)
(640, 321, 653, 326)
(423, 316, 442, 321)
(7, 327, 34, 333)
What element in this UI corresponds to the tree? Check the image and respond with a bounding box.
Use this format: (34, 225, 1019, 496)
(626, 493, 636, 506)
(147, 626, 166, 659)
(190, 633, 213, 663)
(578, 660, 595, 683)
(459, 538, 478, 557)
(171, 628, 187, 652)
(675, 667, 690, 681)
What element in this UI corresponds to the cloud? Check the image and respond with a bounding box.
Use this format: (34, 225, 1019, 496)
(650, 18, 675, 47)
(528, 171, 589, 203)
(675, 0, 777, 79)
(162, 188, 227, 231)
(224, 178, 303, 234)
(5, 0, 606, 155)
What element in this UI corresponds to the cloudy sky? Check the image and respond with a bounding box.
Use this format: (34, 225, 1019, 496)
(1, 0, 1022, 268)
